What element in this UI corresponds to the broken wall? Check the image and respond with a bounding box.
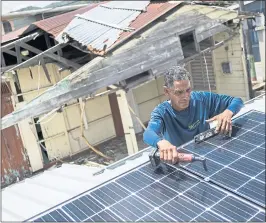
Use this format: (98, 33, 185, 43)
(9, 63, 116, 171)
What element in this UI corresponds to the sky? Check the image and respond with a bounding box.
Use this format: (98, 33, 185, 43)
(2, 1, 59, 14)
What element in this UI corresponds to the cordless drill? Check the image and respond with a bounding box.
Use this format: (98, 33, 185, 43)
(149, 147, 208, 171)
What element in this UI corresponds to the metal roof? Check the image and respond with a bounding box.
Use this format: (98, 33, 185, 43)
(1, 3, 101, 44)
(56, 1, 150, 54)
(56, 1, 182, 55)
(1, 93, 265, 222)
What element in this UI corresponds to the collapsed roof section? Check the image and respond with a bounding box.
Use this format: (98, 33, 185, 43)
(1, 4, 243, 130)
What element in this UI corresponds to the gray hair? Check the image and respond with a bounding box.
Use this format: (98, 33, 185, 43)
(164, 65, 191, 88)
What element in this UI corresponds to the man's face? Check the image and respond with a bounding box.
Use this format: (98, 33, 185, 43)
(164, 80, 192, 111)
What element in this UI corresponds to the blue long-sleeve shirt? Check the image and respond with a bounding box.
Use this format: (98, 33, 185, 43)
(143, 91, 243, 148)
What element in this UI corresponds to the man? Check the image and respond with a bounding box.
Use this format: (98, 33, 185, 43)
(143, 66, 243, 164)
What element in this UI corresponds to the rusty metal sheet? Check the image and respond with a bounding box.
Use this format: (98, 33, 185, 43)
(1, 83, 31, 188)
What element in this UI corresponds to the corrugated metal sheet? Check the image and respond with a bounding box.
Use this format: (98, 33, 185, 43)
(1, 93, 265, 222)
(33, 3, 101, 37)
(56, 1, 150, 54)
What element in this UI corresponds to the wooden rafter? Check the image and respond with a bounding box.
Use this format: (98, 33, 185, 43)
(18, 42, 81, 70)
(2, 43, 80, 74)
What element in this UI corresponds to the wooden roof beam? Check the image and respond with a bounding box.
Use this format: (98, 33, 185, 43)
(1, 32, 41, 52)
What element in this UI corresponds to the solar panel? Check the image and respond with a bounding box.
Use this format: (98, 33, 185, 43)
(28, 164, 264, 222)
(181, 110, 265, 208)
(26, 110, 265, 222)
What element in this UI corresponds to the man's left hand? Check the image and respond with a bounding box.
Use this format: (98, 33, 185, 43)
(206, 109, 234, 136)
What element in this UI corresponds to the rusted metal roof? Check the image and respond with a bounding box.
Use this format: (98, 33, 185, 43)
(56, 1, 182, 55)
(1, 3, 101, 44)
(32, 3, 102, 37)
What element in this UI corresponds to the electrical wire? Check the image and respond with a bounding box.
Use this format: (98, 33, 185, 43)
(203, 52, 212, 93)
(36, 111, 58, 125)
(37, 60, 41, 94)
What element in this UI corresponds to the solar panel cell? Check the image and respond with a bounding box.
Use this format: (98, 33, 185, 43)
(49, 210, 71, 222)
(62, 203, 87, 221)
(205, 148, 240, 165)
(183, 182, 227, 207)
(161, 196, 205, 221)
(211, 196, 259, 222)
(210, 167, 250, 189)
(238, 131, 265, 146)
(136, 182, 176, 206)
(115, 171, 154, 192)
(183, 141, 217, 155)
(139, 210, 174, 222)
(161, 170, 199, 193)
(222, 139, 255, 155)
(256, 170, 265, 182)
(233, 117, 260, 129)
(249, 212, 266, 222)
(79, 195, 104, 214)
(237, 180, 265, 206)
(246, 147, 265, 164)
(252, 123, 265, 135)
(193, 211, 227, 222)
(244, 111, 265, 122)
(110, 195, 153, 221)
(184, 159, 223, 177)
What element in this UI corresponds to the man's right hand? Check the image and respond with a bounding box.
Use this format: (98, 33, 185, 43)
(157, 140, 178, 164)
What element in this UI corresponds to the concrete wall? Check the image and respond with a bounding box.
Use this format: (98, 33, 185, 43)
(9, 63, 116, 171)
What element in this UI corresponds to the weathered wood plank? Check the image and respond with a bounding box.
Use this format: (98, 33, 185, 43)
(40, 58, 52, 83)
(44, 33, 51, 49)
(1, 53, 6, 67)
(100, 34, 182, 71)
(15, 45, 22, 63)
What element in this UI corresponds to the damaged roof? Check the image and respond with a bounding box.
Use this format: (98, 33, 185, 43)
(1, 93, 265, 222)
(55, 1, 182, 55)
(1, 3, 101, 44)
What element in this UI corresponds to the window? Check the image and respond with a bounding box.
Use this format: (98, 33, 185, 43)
(221, 62, 232, 74)
(2, 20, 12, 34)
(180, 31, 198, 58)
